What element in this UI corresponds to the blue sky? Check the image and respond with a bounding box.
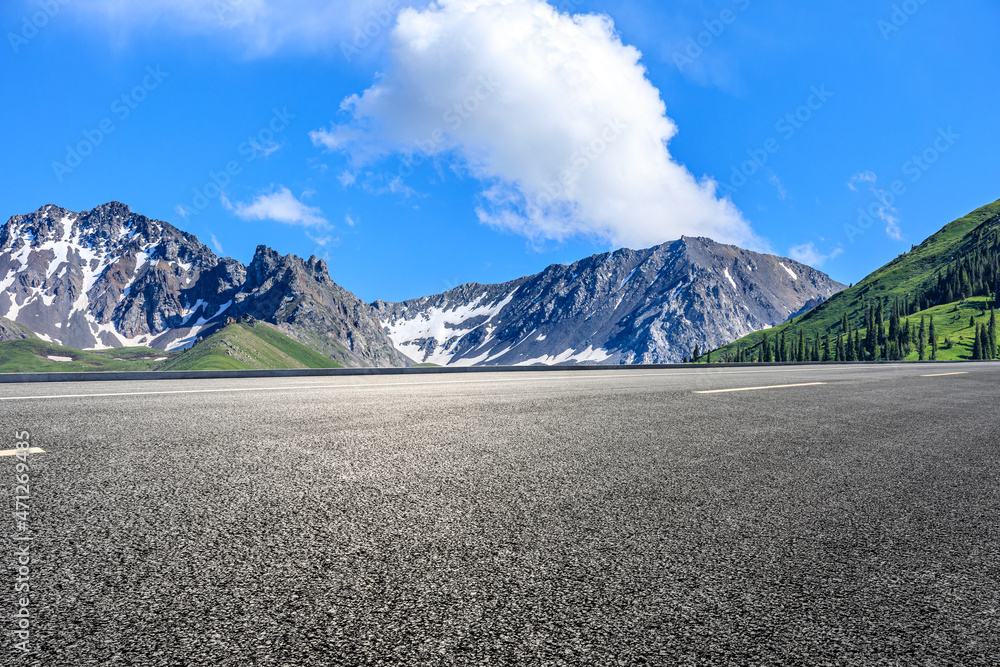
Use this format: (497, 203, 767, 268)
(2, 0, 998, 302)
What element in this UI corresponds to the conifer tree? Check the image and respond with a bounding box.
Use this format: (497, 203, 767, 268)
(929, 316, 937, 360)
(990, 309, 997, 359)
(973, 324, 983, 360)
(918, 316, 926, 361)
(889, 297, 900, 341)
(693, 344, 700, 361)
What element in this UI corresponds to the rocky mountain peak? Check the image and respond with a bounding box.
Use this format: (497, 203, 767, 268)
(376, 236, 846, 366)
(0, 203, 406, 367)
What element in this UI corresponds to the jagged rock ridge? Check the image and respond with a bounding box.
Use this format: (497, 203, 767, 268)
(0, 203, 405, 367)
(374, 237, 846, 366)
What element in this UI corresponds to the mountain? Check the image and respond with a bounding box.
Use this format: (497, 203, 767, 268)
(711, 198, 1000, 363)
(0, 203, 406, 367)
(374, 237, 846, 366)
(233, 247, 402, 367)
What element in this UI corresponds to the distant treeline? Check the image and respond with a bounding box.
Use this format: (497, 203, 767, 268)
(689, 220, 1000, 364)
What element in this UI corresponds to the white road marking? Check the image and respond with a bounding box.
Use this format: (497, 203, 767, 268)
(921, 372, 970, 378)
(0, 364, 949, 402)
(0, 447, 46, 457)
(694, 382, 828, 395)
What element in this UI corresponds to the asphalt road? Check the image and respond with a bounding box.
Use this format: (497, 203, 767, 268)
(2, 363, 999, 666)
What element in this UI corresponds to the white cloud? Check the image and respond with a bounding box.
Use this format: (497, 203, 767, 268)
(345, 213, 358, 227)
(338, 171, 358, 187)
(174, 204, 188, 218)
(312, 0, 762, 251)
(789, 242, 843, 268)
(210, 233, 225, 255)
(847, 170, 877, 191)
(224, 186, 328, 228)
(847, 171, 904, 241)
(874, 189, 904, 241)
(64, 0, 421, 56)
(769, 172, 789, 201)
(250, 139, 283, 158)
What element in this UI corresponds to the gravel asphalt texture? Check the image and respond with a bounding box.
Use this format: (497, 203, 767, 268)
(2, 363, 999, 665)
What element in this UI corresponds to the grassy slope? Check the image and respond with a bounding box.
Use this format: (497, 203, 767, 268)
(0, 339, 177, 373)
(159, 322, 342, 371)
(0, 321, 342, 373)
(715, 198, 1000, 359)
(899, 297, 994, 361)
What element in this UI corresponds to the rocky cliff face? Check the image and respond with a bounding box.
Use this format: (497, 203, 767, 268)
(374, 237, 846, 365)
(234, 246, 405, 367)
(0, 316, 33, 343)
(0, 203, 405, 367)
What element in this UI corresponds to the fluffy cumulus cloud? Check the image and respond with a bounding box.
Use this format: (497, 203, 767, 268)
(312, 0, 760, 250)
(223, 187, 328, 228)
(64, 0, 421, 55)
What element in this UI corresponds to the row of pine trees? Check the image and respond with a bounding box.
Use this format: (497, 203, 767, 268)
(686, 218, 1000, 364)
(688, 305, 998, 364)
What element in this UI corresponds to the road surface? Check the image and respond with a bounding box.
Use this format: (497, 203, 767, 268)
(2, 363, 999, 665)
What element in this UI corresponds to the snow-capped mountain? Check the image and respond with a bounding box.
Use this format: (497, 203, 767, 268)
(1, 203, 845, 369)
(374, 237, 846, 366)
(0, 203, 405, 367)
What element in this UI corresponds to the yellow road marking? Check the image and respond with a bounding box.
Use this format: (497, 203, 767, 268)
(694, 382, 828, 394)
(921, 372, 971, 378)
(0, 447, 46, 457)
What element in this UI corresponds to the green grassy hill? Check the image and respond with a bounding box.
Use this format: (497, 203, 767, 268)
(0, 320, 342, 373)
(707, 197, 1000, 363)
(0, 339, 178, 373)
(160, 321, 342, 371)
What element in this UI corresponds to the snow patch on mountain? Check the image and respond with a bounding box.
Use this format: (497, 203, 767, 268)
(374, 237, 845, 366)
